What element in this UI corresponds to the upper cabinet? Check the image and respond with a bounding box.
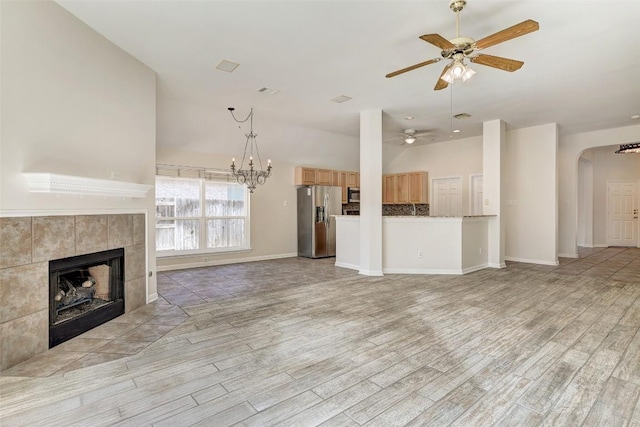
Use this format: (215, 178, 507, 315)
(295, 166, 358, 201)
(382, 171, 428, 204)
(294, 167, 317, 186)
(316, 169, 332, 186)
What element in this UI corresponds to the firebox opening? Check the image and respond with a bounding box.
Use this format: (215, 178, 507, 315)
(49, 248, 125, 348)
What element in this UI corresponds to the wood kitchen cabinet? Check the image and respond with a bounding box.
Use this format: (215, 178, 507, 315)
(396, 173, 409, 204)
(316, 169, 332, 186)
(294, 167, 317, 185)
(383, 171, 428, 204)
(340, 172, 348, 203)
(331, 170, 341, 187)
(409, 171, 428, 203)
(382, 175, 397, 204)
(346, 172, 359, 188)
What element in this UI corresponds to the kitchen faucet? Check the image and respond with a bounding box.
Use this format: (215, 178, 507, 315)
(411, 203, 416, 216)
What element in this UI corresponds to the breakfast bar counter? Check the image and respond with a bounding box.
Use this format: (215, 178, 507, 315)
(334, 215, 495, 274)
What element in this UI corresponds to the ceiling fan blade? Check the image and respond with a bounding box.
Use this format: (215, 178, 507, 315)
(474, 19, 539, 50)
(470, 54, 524, 72)
(434, 63, 452, 91)
(419, 33, 456, 50)
(385, 58, 440, 78)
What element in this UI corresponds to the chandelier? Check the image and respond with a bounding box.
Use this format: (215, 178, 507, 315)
(615, 142, 640, 154)
(228, 107, 272, 193)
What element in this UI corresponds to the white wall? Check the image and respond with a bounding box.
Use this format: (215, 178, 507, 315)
(156, 148, 298, 270)
(577, 157, 594, 247)
(383, 135, 483, 216)
(0, 1, 158, 297)
(504, 123, 558, 265)
(558, 124, 640, 256)
(588, 145, 640, 246)
(157, 98, 360, 171)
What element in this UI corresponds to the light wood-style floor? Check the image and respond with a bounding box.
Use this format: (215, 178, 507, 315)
(2, 247, 640, 426)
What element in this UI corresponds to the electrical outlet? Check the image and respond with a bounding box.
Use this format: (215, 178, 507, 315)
(479, 248, 482, 254)
(418, 251, 423, 259)
(283, 200, 288, 207)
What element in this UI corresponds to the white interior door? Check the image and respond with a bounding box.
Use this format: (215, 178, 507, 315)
(607, 181, 638, 247)
(432, 177, 462, 217)
(470, 174, 483, 216)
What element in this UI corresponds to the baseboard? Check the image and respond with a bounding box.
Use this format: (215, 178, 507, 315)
(558, 253, 579, 258)
(147, 293, 158, 303)
(334, 261, 360, 271)
(594, 244, 608, 248)
(488, 262, 507, 269)
(461, 264, 490, 274)
(505, 256, 559, 266)
(359, 269, 384, 277)
(382, 267, 463, 275)
(156, 253, 298, 272)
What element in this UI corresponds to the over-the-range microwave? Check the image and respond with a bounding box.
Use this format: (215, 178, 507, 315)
(348, 187, 360, 203)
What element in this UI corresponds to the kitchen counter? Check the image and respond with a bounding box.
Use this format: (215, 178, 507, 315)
(335, 215, 495, 274)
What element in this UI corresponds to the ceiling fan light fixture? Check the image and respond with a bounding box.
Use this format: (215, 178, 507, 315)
(404, 136, 417, 144)
(615, 142, 640, 154)
(441, 60, 475, 84)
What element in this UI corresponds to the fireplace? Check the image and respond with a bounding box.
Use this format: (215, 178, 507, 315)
(49, 248, 125, 347)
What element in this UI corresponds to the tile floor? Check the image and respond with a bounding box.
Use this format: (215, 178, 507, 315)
(2, 248, 638, 378)
(1, 248, 640, 425)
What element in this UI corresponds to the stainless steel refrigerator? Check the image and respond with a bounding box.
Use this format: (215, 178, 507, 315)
(297, 185, 342, 258)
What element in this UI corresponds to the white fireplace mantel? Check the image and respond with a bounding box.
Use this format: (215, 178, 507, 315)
(23, 173, 153, 198)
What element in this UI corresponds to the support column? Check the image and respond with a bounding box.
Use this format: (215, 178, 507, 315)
(483, 119, 506, 268)
(359, 109, 383, 276)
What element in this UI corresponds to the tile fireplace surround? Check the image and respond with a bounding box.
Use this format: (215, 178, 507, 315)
(0, 213, 147, 371)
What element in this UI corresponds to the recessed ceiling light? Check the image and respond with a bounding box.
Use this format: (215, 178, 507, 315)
(404, 116, 415, 120)
(631, 115, 640, 120)
(330, 95, 352, 103)
(453, 113, 471, 119)
(453, 129, 461, 133)
(216, 60, 239, 73)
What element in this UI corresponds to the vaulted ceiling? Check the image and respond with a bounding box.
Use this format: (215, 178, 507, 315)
(57, 1, 640, 151)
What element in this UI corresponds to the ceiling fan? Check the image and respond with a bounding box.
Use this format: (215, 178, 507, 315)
(384, 128, 434, 145)
(386, 0, 539, 90)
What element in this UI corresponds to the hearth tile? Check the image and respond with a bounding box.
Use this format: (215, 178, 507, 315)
(125, 277, 146, 312)
(75, 215, 108, 256)
(54, 352, 127, 375)
(110, 311, 156, 324)
(144, 314, 188, 326)
(108, 214, 133, 249)
(79, 321, 138, 340)
(0, 309, 48, 372)
(1, 350, 87, 378)
(125, 244, 146, 281)
(50, 337, 112, 353)
(116, 323, 177, 342)
(0, 217, 32, 269)
(133, 214, 145, 245)
(95, 339, 152, 354)
(0, 262, 48, 324)
(32, 216, 75, 262)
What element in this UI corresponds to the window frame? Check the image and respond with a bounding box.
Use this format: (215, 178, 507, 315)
(155, 176, 251, 257)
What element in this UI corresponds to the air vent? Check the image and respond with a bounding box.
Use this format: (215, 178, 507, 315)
(331, 95, 352, 104)
(257, 87, 279, 95)
(453, 113, 471, 119)
(216, 60, 239, 73)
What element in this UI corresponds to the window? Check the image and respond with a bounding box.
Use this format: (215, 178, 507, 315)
(155, 176, 249, 255)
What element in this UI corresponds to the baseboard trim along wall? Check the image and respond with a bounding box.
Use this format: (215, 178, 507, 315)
(504, 256, 560, 266)
(156, 253, 298, 272)
(488, 262, 507, 269)
(558, 253, 579, 258)
(335, 261, 360, 271)
(358, 269, 384, 277)
(147, 292, 158, 303)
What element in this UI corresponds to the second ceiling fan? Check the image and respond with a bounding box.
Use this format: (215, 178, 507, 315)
(386, 0, 539, 90)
